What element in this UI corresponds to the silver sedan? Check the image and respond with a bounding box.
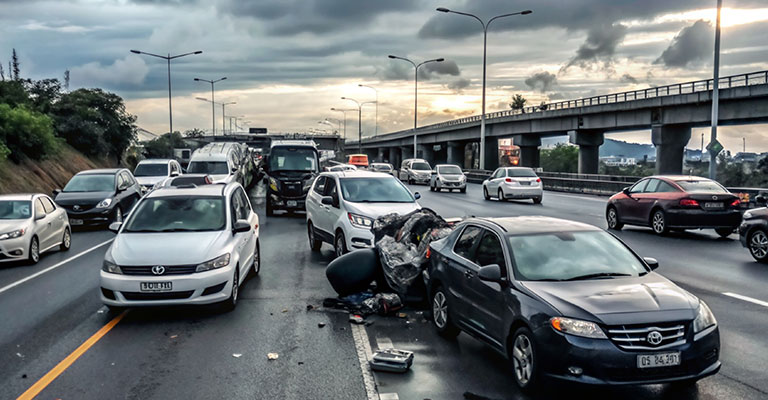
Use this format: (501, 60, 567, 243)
(0, 194, 72, 264)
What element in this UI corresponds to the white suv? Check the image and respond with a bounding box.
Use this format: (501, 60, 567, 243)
(133, 159, 183, 193)
(100, 182, 259, 311)
(306, 171, 421, 257)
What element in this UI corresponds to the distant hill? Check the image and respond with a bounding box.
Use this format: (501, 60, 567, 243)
(599, 139, 655, 159)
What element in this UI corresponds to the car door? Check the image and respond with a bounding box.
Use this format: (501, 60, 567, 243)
(632, 178, 661, 224)
(120, 172, 140, 211)
(619, 179, 649, 223)
(307, 176, 327, 234)
(236, 187, 257, 270)
(467, 229, 510, 346)
(323, 177, 343, 233)
(486, 169, 503, 192)
(447, 225, 483, 321)
(399, 161, 409, 180)
(32, 198, 55, 249)
(229, 190, 251, 271)
(41, 196, 65, 244)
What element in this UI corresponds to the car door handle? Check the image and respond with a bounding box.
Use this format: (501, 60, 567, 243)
(464, 270, 474, 279)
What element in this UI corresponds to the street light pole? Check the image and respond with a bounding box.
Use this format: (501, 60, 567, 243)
(436, 7, 531, 170)
(387, 55, 444, 158)
(130, 49, 202, 135)
(358, 84, 378, 137)
(341, 98, 376, 153)
(709, 0, 722, 180)
(194, 77, 226, 136)
(221, 102, 236, 135)
(331, 108, 355, 139)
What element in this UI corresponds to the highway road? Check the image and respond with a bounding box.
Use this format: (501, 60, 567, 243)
(1, 183, 766, 399)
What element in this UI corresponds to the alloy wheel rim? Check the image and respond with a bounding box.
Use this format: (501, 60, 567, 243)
(608, 209, 617, 227)
(498, 190, 503, 200)
(751, 231, 768, 258)
(31, 239, 39, 262)
(64, 230, 71, 248)
(336, 236, 343, 257)
(652, 212, 664, 232)
(513, 334, 533, 385)
(432, 291, 447, 329)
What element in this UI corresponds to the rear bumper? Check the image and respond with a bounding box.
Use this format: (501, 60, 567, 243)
(665, 209, 741, 229)
(501, 185, 543, 199)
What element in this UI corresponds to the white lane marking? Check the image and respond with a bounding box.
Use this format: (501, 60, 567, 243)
(722, 292, 768, 308)
(376, 337, 394, 350)
(0, 239, 113, 296)
(351, 323, 379, 400)
(545, 191, 609, 203)
(379, 394, 399, 400)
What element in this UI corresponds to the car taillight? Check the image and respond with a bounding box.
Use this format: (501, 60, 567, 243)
(425, 247, 431, 259)
(679, 198, 699, 207)
(731, 199, 741, 207)
(505, 178, 512, 183)
(536, 178, 541, 183)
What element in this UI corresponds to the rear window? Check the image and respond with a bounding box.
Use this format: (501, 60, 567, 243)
(188, 161, 229, 175)
(675, 179, 727, 193)
(507, 168, 537, 177)
(134, 163, 168, 177)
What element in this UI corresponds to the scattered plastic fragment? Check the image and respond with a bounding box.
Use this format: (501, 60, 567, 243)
(21, 374, 27, 379)
(318, 322, 326, 328)
(267, 353, 279, 360)
(349, 314, 365, 324)
(232, 353, 242, 358)
(16, 352, 23, 358)
(306, 304, 314, 311)
(369, 349, 414, 373)
(282, 309, 288, 313)
(169, 335, 178, 339)
(396, 313, 407, 319)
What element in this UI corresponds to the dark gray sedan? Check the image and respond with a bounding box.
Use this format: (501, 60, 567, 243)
(424, 216, 720, 390)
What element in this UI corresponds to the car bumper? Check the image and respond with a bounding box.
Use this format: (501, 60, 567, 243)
(665, 209, 741, 229)
(436, 181, 466, 190)
(535, 325, 720, 385)
(269, 193, 307, 210)
(99, 267, 235, 307)
(410, 175, 431, 184)
(65, 208, 114, 226)
(501, 185, 543, 199)
(0, 235, 32, 263)
(344, 225, 374, 250)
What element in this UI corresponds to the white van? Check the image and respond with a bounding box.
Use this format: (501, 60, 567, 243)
(187, 142, 243, 185)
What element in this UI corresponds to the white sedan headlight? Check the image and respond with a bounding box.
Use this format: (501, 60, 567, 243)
(0, 228, 25, 240)
(96, 198, 113, 208)
(348, 213, 373, 228)
(693, 301, 717, 333)
(195, 253, 231, 272)
(102, 259, 122, 274)
(550, 316, 607, 339)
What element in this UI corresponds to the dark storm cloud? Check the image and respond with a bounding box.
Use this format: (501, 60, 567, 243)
(620, 73, 639, 84)
(447, 78, 471, 92)
(377, 59, 461, 81)
(419, 60, 460, 79)
(562, 23, 628, 72)
(524, 71, 557, 92)
(655, 20, 713, 68)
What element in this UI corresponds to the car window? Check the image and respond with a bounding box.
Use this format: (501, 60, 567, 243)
(453, 226, 483, 260)
(63, 174, 115, 192)
(41, 197, 56, 213)
(236, 188, 251, 219)
(124, 172, 136, 186)
(34, 199, 46, 217)
(629, 179, 648, 193)
(644, 178, 660, 193)
(656, 181, 678, 192)
(116, 173, 126, 189)
(491, 169, 503, 179)
(340, 177, 414, 203)
(325, 178, 339, 202)
(123, 196, 225, 232)
(508, 168, 537, 177)
(313, 176, 327, 195)
(230, 191, 243, 222)
(675, 179, 728, 193)
(0, 201, 32, 219)
(474, 231, 507, 272)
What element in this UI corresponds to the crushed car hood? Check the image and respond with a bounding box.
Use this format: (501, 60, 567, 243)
(345, 202, 421, 220)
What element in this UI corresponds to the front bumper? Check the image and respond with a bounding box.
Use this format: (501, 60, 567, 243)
(99, 266, 234, 307)
(535, 325, 720, 385)
(65, 207, 114, 226)
(436, 180, 466, 190)
(344, 224, 374, 250)
(409, 174, 431, 184)
(268, 192, 307, 210)
(666, 209, 741, 229)
(0, 235, 31, 263)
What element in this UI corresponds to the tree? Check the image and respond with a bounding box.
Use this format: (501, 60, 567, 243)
(540, 143, 578, 173)
(142, 131, 185, 158)
(0, 104, 59, 162)
(11, 49, 20, 81)
(184, 128, 205, 138)
(510, 94, 527, 112)
(0, 80, 30, 107)
(63, 70, 70, 91)
(24, 78, 62, 114)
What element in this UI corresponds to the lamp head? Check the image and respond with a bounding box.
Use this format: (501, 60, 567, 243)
(387, 55, 396, 59)
(521, 10, 533, 15)
(436, 7, 450, 12)
(194, 51, 203, 54)
(436, 58, 445, 62)
(130, 50, 141, 54)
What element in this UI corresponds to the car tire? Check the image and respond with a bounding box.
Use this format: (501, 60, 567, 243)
(266, 198, 274, 217)
(483, 186, 490, 200)
(460, 187, 466, 194)
(308, 222, 322, 251)
(222, 266, 240, 312)
(250, 240, 261, 277)
(27, 236, 40, 265)
(606, 206, 623, 230)
(748, 228, 768, 263)
(509, 327, 541, 392)
(60, 228, 72, 251)
(498, 188, 505, 201)
(431, 286, 460, 339)
(715, 228, 734, 238)
(651, 209, 668, 235)
(430, 184, 435, 192)
(334, 231, 348, 258)
(532, 196, 542, 205)
(112, 206, 123, 224)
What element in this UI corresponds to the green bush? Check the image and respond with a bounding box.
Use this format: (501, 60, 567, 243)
(540, 143, 579, 173)
(0, 103, 59, 162)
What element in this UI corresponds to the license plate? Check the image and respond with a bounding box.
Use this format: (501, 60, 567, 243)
(140, 282, 172, 292)
(69, 219, 83, 226)
(520, 181, 531, 185)
(287, 200, 298, 207)
(704, 202, 723, 209)
(637, 352, 681, 368)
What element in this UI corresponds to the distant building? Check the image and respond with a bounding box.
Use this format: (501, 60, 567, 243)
(600, 156, 637, 166)
(734, 152, 759, 163)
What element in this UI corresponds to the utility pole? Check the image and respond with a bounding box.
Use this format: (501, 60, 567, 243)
(709, 0, 723, 179)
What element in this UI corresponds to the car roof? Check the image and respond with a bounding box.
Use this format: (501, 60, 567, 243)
(77, 168, 122, 175)
(137, 159, 174, 164)
(322, 170, 393, 179)
(271, 140, 316, 148)
(0, 193, 38, 201)
(653, 175, 710, 182)
(436, 164, 461, 168)
(145, 183, 229, 198)
(467, 216, 600, 235)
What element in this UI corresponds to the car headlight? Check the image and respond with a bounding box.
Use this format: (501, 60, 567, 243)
(348, 213, 373, 228)
(0, 228, 25, 240)
(195, 253, 231, 272)
(743, 211, 753, 220)
(550, 316, 607, 339)
(102, 259, 122, 274)
(96, 198, 113, 208)
(268, 177, 278, 192)
(693, 301, 717, 333)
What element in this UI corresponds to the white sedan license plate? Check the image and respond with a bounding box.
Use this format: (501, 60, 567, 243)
(637, 352, 681, 368)
(140, 282, 172, 292)
(286, 200, 298, 207)
(69, 219, 83, 226)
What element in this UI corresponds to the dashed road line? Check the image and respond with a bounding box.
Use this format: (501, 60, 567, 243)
(723, 292, 768, 308)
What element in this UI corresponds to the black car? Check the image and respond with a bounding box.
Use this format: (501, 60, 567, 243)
(425, 216, 720, 390)
(53, 168, 142, 227)
(263, 140, 320, 216)
(739, 207, 768, 262)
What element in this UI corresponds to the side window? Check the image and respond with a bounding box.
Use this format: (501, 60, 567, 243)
(125, 172, 136, 186)
(325, 178, 339, 202)
(34, 199, 46, 217)
(492, 169, 504, 179)
(236, 188, 251, 219)
(474, 231, 507, 272)
(313, 176, 327, 195)
(657, 181, 678, 192)
(453, 226, 483, 260)
(230, 192, 242, 223)
(629, 179, 648, 193)
(644, 179, 660, 193)
(41, 197, 56, 213)
(116, 173, 126, 190)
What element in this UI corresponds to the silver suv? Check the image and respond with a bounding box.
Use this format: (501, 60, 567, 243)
(398, 159, 432, 185)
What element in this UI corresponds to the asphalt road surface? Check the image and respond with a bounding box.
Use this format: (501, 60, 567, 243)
(0, 182, 766, 400)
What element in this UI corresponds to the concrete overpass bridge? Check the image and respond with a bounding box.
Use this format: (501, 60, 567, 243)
(197, 133, 345, 153)
(348, 70, 768, 174)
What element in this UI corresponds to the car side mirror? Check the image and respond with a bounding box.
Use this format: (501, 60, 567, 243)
(622, 187, 630, 195)
(643, 257, 659, 270)
(756, 195, 767, 206)
(233, 220, 251, 234)
(414, 192, 421, 200)
(170, 171, 180, 177)
(52, 188, 61, 198)
(35, 212, 46, 221)
(478, 264, 506, 285)
(108, 222, 122, 233)
(321, 196, 333, 206)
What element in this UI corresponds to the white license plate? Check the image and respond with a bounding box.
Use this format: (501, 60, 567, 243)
(704, 202, 722, 209)
(140, 282, 172, 292)
(286, 200, 298, 207)
(637, 352, 681, 368)
(69, 219, 83, 226)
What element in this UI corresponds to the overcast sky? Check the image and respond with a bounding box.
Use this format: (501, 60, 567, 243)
(2, 0, 767, 152)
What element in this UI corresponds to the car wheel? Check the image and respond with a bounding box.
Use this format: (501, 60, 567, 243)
(532, 196, 542, 205)
(460, 187, 466, 194)
(748, 229, 768, 263)
(651, 209, 668, 235)
(334, 231, 348, 258)
(266, 198, 274, 217)
(510, 327, 540, 391)
(112, 206, 123, 224)
(430, 184, 435, 192)
(308, 222, 322, 251)
(431, 286, 460, 338)
(498, 188, 505, 201)
(606, 206, 623, 230)
(27, 236, 40, 265)
(60, 228, 72, 251)
(483, 186, 490, 200)
(715, 228, 734, 238)
(222, 266, 240, 312)
(250, 240, 261, 276)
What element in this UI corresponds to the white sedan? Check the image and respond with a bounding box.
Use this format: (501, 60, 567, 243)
(0, 194, 71, 264)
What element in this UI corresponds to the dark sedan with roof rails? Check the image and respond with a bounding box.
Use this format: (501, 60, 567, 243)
(424, 216, 720, 391)
(53, 168, 142, 227)
(606, 175, 741, 237)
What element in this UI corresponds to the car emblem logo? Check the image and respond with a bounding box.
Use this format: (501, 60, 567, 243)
(647, 331, 663, 345)
(151, 265, 166, 275)
(73, 205, 80, 211)
(712, 195, 718, 200)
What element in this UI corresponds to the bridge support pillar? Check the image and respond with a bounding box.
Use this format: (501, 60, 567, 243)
(377, 147, 389, 163)
(569, 130, 604, 174)
(401, 146, 413, 160)
(512, 135, 541, 168)
(417, 144, 434, 165)
(390, 147, 401, 167)
(447, 142, 464, 167)
(652, 124, 691, 174)
(483, 138, 499, 171)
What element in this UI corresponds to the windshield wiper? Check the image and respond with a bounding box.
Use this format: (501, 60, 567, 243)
(564, 272, 632, 281)
(124, 229, 163, 233)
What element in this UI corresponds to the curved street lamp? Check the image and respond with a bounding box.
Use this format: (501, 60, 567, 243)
(194, 77, 227, 136)
(331, 108, 356, 139)
(341, 97, 376, 153)
(358, 84, 378, 137)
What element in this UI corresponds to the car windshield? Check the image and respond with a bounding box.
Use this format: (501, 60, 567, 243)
(0, 201, 32, 219)
(134, 163, 168, 177)
(270, 147, 318, 172)
(123, 197, 225, 232)
(170, 176, 209, 187)
(372, 164, 391, 171)
(339, 177, 414, 203)
(508, 168, 537, 177)
(675, 179, 728, 193)
(63, 174, 114, 192)
(412, 162, 430, 170)
(438, 166, 462, 174)
(187, 161, 229, 175)
(508, 231, 648, 281)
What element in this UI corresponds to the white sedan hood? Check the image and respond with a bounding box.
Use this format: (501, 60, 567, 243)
(135, 176, 165, 186)
(110, 231, 231, 266)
